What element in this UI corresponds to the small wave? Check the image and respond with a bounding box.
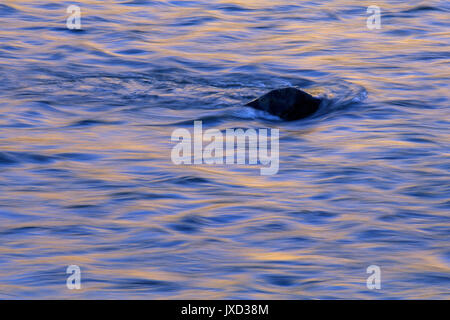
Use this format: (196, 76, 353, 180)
(229, 79, 367, 122)
(311, 80, 368, 120)
(403, 5, 447, 13)
(68, 119, 124, 127)
(0, 152, 56, 165)
(0, 4, 19, 16)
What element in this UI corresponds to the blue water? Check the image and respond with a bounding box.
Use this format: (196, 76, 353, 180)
(0, 0, 449, 299)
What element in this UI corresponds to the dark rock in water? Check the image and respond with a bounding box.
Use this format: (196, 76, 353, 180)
(246, 87, 321, 121)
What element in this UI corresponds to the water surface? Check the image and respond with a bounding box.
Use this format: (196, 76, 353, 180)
(0, 0, 449, 298)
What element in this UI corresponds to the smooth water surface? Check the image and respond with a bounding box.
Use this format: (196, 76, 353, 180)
(0, 0, 449, 298)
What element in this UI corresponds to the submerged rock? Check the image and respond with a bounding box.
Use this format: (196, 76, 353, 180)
(246, 87, 321, 121)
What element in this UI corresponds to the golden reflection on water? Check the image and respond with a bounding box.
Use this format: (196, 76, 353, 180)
(0, 0, 449, 299)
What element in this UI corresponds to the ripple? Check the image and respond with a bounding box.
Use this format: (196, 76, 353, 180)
(0, 0, 448, 299)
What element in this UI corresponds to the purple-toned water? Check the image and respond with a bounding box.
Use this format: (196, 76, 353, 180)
(0, 0, 449, 298)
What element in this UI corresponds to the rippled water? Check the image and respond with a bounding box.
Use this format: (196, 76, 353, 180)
(0, 0, 449, 299)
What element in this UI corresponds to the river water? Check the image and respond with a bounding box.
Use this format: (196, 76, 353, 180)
(0, 0, 449, 299)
